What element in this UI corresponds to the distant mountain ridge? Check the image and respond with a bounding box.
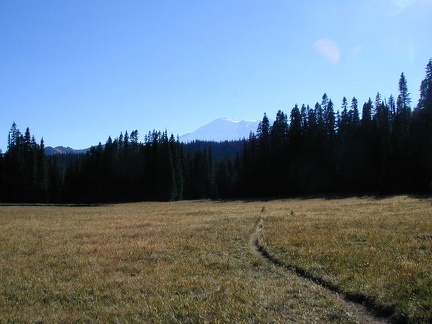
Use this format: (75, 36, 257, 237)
(44, 146, 89, 155)
(179, 118, 259, 143)
(44, 118, 260, 154)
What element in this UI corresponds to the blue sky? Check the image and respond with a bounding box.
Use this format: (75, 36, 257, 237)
(1, 0, 431, 150)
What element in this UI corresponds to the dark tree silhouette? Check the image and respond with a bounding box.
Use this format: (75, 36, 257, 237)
(2, 58, 432, 203)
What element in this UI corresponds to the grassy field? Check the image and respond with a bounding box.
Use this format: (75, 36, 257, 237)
(0, 196, 430, 323)
(259, 196, 432, 323)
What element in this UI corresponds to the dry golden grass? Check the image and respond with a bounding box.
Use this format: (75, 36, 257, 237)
(1, 201, 358, 323)
(260, 195, 432, 323)
(0, 196, 429, 322)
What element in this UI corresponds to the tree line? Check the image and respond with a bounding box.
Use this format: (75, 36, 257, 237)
(1, 59, 431, 203)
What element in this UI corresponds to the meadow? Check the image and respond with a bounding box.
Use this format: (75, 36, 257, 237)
(259, 196, 432, 323)
(0, 196, 430, 323)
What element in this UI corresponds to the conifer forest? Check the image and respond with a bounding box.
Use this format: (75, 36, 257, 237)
(1, 59, 432, 203)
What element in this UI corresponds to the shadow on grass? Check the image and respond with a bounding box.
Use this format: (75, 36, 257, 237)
(254, 237, 395, 321)
(0, 203, 109, 207)
(232, 191, 432, 203)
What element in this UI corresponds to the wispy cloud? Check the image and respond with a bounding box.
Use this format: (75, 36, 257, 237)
(391, 0, 416, 9)
(387, 0, 416, 15)
(314, 39, 340, 64)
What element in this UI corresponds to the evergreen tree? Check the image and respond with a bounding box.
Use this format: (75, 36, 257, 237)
(300, 104, 309, 132)
(289, 105, 302, 149)
(388, 94, 396, 117)
(46, 157, 61, 203)
(169, 134, 183, 200)
(395, 74, 412, 138)
(130, 130, 139, 145)
(267, 109, 290, 195)
(417, 59, 432, 112)
(314, 101, 325, 137)
(36, 138, 46, 201)
(398, 72, 411, 109)
(123, 131, 129, 153)
(339, 97, 349, 135)
(2, 123, 46, 202)
(7, 122, 20, 150)
(156, 131, 176, 201)
(410, 59, 432, 191)
(361, 98, 373, 130)
(325, 98, 336, 138)
(350, 97, 360, 128)
(257, 113, 271, 154)
(271, 110, 289, 149)
(320, 94, 335, 138)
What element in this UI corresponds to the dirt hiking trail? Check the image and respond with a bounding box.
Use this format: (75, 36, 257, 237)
(250, 216, 392, 324)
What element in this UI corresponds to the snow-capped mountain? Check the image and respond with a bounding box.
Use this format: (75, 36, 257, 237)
(43, 118, 260, 154)
(180, 118, 259, 143)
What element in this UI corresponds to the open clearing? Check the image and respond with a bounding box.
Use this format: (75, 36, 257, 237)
(0, 196, 431, 323)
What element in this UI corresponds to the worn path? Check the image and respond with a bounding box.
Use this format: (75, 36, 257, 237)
(250, 217, 391, 324)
